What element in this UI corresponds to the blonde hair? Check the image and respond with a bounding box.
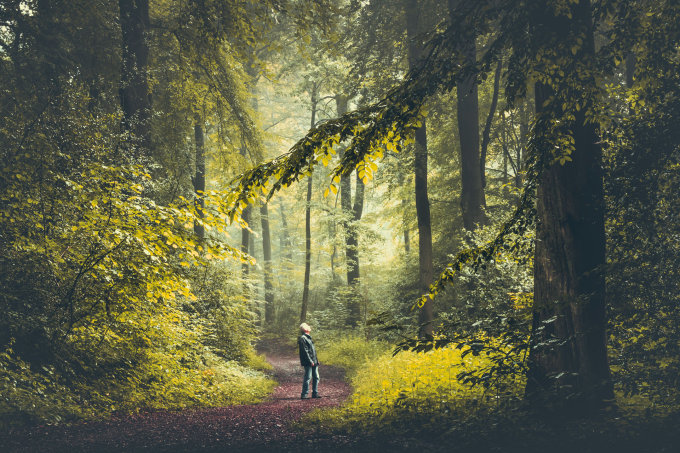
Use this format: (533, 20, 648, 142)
(299, 322, 311, 332)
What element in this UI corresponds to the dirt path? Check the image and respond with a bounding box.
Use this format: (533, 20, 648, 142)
(1, 340, 353, 452)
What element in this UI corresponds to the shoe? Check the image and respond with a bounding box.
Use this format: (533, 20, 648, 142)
(312, 394, 322, 398)
(301, 395, 310, 399)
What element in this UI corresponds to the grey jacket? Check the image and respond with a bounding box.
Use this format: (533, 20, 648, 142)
(298, 333, 318, 367)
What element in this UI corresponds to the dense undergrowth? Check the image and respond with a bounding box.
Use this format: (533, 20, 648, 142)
(311, 334, 522, 433)
(0, 91, 276, 430)
(0, 342, 275, 430)
(306, 333, 680, 453)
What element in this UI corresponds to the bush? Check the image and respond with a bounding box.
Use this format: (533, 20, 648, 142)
(315, 334, 391, 376)
(0, 341, 275, 430)
(305, 343, 523, 434)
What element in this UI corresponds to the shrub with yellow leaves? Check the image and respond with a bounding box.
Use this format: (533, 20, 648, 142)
(306, 339, 524, 434)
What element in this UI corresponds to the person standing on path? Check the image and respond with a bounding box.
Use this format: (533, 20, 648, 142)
(298, 323, 321, 399)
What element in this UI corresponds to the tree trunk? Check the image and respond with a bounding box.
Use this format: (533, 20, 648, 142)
(329, 220, 338, 278)
(337, 94, 352, 279)
(480, 59, 502, 189)
(450, 0, 486, 230)
(279, 200, 293, 263)
(406, 0, 434, 337)
(347, 171, 365, 285)
(241, 206, 251, 277)
(501, 113, 509, 186)
(193, 119, 205, 240)
(300, 177, 313, 323)
(242, 66, 274, 324)
(398, 172, 410, 254)
(260, 203, 274, 323)
(526, 0, 613, 410)
(300, 83, 318, 323)
(336, 94, 363, 325)
(119, 0, 151, 159)
(403, 221, 411, 254)
(336, 94, 363, 286)
(517, 108, 528, 188)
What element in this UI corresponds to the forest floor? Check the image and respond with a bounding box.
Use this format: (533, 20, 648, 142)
(0, 339, 379, 452)
(4, 340, 680, 452)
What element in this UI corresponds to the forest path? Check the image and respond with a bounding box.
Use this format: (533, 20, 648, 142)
(1, 339, 354, 452)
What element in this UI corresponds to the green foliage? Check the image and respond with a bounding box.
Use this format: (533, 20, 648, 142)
(3, 0, 680, 438)
(187, 263, 262, 364)
(0, 25, 266, 426)
(0, 339, 275, 429)
(228, 1, 542, 317)
(305, 344, 524, 435)
(603, 2, 680, 407)
(316, 334, 391, 376)
(0, 342, 89, 426)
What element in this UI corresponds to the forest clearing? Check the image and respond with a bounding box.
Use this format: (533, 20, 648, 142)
(1, 0, 680, 452)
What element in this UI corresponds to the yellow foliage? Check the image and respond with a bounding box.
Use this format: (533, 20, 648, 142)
(307, 342, 525, 434)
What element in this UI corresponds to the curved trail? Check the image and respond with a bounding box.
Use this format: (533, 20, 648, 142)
(1, 341, 353, 452)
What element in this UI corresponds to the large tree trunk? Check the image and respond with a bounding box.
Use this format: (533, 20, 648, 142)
(119, 0, 151, 159)
(526, 0, 613, 410)
(450, 0, 486, 230)
(405, 0, 434, 337)
(193, 119, 205, 240)
(300, 83, 318, 323)
(260, 203, 274, 323)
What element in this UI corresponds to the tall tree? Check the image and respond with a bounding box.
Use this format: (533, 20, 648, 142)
(398, 171, 411, 254)
(338, 94, 353, 278)
(279, 200, 294, 264)
(337, 92, 365, 325)
(348, 170, 365, 283)
(480, 59, 503, 190)
(405, 0, 434, 337)
(119, 0, 151, 159)
(525, 0, 613, 410)
(261, 203, 275, 323)
(300, 82, 319, 323)
(449, 0, 486, 230)
(246, 60, 276, 325)
(337, 94, 365, 289)
(241, 206, 252, 278)
(193, 116, 206, 240)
